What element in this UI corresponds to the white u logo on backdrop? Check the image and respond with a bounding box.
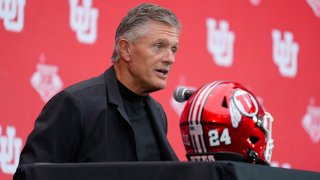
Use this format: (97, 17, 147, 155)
(0, 126, 22, 174)
(0, 0, 26, 32)
(206, 18, 235, 67)
(272, 29, 299, 78)
(69, 0, 99, 44)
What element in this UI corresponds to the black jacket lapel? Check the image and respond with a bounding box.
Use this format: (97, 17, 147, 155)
(104, 66, 129, 122)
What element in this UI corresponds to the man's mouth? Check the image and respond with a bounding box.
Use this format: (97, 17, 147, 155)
(156, 69, 169, 75)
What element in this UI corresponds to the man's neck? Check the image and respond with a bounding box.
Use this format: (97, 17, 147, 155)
(113, 63, 148, 96)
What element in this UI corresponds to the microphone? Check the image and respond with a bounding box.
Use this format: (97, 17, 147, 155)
(173, 87, 194, 103)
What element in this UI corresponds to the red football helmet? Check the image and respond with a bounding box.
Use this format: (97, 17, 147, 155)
(179, 81, 274, 165)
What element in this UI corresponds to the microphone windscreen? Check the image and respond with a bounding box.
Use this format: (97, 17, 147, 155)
(173, 87, 188, 103)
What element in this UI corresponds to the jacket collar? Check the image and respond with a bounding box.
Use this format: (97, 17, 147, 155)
(103, 66, 163, 124)
(103, 66, 129, 122)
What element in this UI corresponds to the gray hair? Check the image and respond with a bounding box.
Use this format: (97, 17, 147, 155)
(111, 3, 181, 62)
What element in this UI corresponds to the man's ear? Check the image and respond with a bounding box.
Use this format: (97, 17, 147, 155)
(118, 39, 131, 62)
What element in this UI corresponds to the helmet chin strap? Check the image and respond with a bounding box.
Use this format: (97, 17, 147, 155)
(247, 149, 258, 160)
(247, 149, 268, 165)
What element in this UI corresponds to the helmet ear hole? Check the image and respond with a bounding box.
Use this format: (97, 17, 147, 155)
(222, 96, 228, 108)
(249, 136, 260, 144)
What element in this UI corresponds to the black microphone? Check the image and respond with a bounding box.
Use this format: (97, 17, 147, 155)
(173, 87, 194, 103)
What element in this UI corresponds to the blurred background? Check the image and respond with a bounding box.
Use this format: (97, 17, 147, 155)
(1, 0, 320, 179)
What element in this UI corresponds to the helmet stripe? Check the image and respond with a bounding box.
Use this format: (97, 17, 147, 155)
(188, 82, 213, 153)
(188, 81, 222, 153)
(197, 82, 223, 153)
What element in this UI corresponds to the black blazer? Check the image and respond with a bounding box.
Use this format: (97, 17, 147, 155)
(18, 66, 178, 165)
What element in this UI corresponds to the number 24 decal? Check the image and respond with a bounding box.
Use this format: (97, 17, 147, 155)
(208, 128, 231, 146)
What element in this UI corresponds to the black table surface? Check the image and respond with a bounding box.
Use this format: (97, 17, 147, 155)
(14, 161, 320, 180)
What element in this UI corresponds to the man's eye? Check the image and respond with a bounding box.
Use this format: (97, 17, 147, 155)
(171, 46, 178, 54)
(154, 43, 163, 49)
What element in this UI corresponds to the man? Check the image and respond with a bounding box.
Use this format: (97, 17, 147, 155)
(17, 3, 180, 165)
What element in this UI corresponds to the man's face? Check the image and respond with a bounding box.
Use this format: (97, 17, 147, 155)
(127, 21, 180, 94)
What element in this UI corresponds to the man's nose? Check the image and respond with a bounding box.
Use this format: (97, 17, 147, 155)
(162, 49, 175, 64)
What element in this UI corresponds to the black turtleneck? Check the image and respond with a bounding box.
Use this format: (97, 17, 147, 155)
(117, 80, 162, 161)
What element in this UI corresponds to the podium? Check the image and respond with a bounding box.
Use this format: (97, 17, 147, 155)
(14, 161, 320, 180)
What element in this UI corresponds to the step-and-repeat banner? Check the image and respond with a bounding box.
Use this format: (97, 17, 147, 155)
(1, 0, 320, 179)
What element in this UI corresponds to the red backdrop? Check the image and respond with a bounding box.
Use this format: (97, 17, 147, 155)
(1, 0, 320, 179)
